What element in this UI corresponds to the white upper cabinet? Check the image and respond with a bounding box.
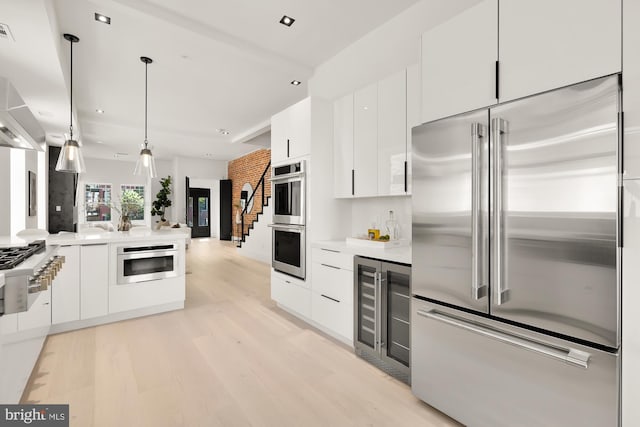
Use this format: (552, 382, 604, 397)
(353, 82, 379, 197)
(270, 110, 288, 164)
(378, 70, 407, 196)
(287, 98, 312, 159)
(271, 98, 312, 164)
(421, 0, 498, 123)
(406, 63, 420, 195)
(333, 93, 354, 198)
(500, 0, 621, 103)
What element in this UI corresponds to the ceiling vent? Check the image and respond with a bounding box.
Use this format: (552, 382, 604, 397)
(0, 23, 14, 41)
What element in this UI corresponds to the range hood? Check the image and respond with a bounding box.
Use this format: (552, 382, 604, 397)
(0, 76, 45, 151)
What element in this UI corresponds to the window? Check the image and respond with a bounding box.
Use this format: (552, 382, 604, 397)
(85, 183, 112, 222)
(120, 185, 145, 221)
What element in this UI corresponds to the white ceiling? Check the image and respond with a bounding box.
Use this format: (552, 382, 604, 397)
(1, 0, 423, 161)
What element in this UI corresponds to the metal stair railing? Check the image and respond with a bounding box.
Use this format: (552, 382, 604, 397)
(237, 161, 271, 247)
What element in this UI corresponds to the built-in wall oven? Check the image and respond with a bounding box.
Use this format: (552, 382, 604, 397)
(117, 243, 178, 284)
(270, 223, 305, 280)
(272, 160, 305, 225)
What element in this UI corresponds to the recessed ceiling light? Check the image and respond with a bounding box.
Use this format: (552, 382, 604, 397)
(291, 80, 301, 86)
(217, 128, 231, 135)
(96, 109, 104, 114)
(96, 140, 104, 144)
(95, 13, 111, 24)
(279, 15, 295, 27)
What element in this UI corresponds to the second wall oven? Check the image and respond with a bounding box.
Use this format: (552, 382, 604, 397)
(271, 224, 305, 280)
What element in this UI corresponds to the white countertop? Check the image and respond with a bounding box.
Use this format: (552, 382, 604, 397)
(46, 229, 189, 245)
(312, 240, 412, 265)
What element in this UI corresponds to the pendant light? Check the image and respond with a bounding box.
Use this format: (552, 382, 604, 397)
(133, 56, 157, 177)
(55, 33, 86, 173)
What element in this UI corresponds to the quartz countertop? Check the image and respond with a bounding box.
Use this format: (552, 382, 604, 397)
(46, 229, 189, 245)
(312, 240, 412, 265)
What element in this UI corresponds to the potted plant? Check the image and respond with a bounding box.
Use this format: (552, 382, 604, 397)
(151, 175, 172, 228)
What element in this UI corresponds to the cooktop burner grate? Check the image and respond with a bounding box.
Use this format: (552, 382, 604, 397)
(0, 240, 46, 270)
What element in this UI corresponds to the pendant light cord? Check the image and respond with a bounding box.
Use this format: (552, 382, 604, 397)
(144, 60, 148, 147)
(69, 38, 73, 140)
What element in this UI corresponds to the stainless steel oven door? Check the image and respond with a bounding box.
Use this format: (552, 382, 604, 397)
(270, 224, 305, 280)
(272, 174, 305, 225)
(117, 250, 178, 284)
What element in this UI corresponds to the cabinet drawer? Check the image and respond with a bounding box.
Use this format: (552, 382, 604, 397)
(311, 262, 353, 302)
(412, 299, 618, 427)
(271, 275, 311, 318)
(312, 291, 353, 342)
(311, 247, 353, 271)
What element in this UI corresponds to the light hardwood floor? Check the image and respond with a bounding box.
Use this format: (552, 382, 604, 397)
(22, 238, 460, 427)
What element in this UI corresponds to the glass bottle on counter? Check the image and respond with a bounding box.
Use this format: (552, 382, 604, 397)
(386, 210, 399, 240)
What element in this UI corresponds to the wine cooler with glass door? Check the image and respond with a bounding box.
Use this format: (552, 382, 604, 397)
(354, 256, 411, 384)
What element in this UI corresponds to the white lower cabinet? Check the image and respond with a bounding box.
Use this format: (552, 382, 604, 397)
(80, 244, 109, 319)
(52, 245, 80, 324)
(311, 249, 354, 343)
(17, 288, 51, 331)
(271, 272, 311, 319)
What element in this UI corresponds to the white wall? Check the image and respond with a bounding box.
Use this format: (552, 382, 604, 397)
(350, 196, 411, 241)
(0, 147, 46, 236)
(308, 0, 481, 101)
(0, 149, 10, 236)
(79, 157, 151, 228)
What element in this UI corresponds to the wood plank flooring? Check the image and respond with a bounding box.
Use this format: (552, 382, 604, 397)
(21, 238, 459, 427)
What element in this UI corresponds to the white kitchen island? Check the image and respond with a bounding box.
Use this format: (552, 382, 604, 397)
(46, 230, 188, 333)
(0, 230, 187, 403)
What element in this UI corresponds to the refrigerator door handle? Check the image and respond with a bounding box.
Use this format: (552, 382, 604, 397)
(471, 123, 487, 300)
(416, 309, 591, 369)
(492, 117, 510, 305)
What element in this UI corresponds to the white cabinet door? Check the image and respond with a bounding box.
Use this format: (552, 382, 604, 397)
(421, 0, 497, 123)
(333, 94, 354, 198)
(353, 82, 379, 197)
(288, 98, 311, 159)
(271, 109, 289, 164)
(406, 63, 420, 195)
(17, 289, 51, 331)
(378, 70, 407, 196)
(51, 245, 80, 324)
(80, 244, 108, 319)
(500, 0, 621, 102)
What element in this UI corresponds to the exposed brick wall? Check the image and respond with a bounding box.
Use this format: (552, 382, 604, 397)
(227, 149, 272, 239)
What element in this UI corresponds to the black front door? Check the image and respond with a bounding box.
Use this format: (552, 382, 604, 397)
(188, 188, 210, 238)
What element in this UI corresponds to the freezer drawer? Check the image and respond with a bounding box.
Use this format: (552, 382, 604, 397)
(411, 299, 619, 427)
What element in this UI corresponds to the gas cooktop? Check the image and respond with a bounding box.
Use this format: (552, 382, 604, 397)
(0, 240, 46, 270)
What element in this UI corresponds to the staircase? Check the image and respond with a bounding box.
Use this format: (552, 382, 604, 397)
(236, 161, 271, 249)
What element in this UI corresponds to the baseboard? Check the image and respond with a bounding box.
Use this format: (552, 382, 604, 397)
(49, 301, 185, 335)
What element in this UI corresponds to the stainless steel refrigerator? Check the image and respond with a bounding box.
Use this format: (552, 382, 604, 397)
(411, 75, 620, 426)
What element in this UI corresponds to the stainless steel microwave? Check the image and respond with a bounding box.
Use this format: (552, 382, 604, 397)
(272, 160, 305, 225)
(116, 243, 178, 284)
